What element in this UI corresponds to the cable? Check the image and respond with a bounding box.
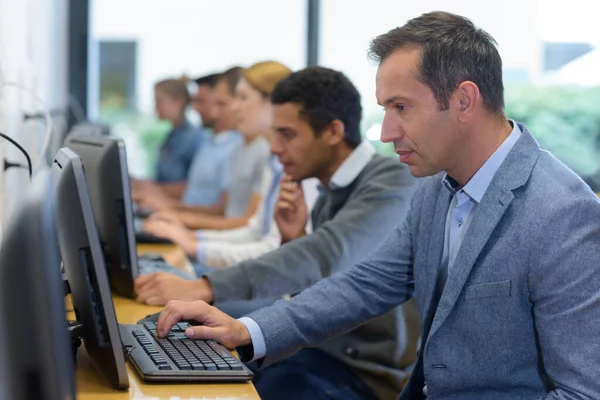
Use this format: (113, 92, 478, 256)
(0, 132, 32, 178)
(0, 81, 53, 172)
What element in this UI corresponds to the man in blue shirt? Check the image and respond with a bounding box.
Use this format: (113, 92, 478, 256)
(192, 73, 220, 129)
(134, 68, 243, 212)
(136, 67, 243, 215)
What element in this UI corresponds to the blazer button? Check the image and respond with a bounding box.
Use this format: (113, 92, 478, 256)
(343, 345, 359, 359)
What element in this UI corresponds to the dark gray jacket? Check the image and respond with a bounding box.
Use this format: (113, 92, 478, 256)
(207, 154, 420, 399)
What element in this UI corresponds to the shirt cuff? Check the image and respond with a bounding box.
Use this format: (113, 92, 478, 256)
(237, 317, 266, 362)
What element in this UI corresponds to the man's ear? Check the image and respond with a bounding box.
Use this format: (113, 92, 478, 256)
(455, 81, 479, 122)
(323, 119, 346, 145)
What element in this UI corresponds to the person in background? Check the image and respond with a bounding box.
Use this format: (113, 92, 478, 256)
(135, 66, 420, 400)
(131, 77, 203, 200)
(134, 67, 244, 210)
(192, 73, 220, 129)
(143, 61, 292, 249)
(153, 78, 203, 183)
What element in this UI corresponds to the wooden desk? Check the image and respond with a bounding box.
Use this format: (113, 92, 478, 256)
(75, 244, 260, 400)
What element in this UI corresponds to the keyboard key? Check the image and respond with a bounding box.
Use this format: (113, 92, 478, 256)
(204, 363, 217, 371)
(158, 365, 172, 370)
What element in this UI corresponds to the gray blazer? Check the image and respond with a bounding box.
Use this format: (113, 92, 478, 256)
(247, 123, 600, 399)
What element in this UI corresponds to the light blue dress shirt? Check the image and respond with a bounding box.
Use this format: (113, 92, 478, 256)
(181, 130, 243, 206)
(439, 121, 522, 276)
(238, 141, 376, 361)
(155, 119, 204, 183)
(193, 156, 283, 275)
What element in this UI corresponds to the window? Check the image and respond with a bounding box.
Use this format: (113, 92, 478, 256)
(91, 0, 306, 176)
(320, 0, 600, 189)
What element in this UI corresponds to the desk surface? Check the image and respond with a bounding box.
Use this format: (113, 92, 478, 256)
(76, 244, 260, 400)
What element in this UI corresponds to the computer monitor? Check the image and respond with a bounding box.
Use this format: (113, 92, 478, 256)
(53, 148, 129, 390)
(65, 134, 138, 298)
(0, 168, 76, 400)
(68, 121, 111, 138)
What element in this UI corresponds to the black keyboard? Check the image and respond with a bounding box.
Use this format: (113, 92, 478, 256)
(119, 322, 254, 382)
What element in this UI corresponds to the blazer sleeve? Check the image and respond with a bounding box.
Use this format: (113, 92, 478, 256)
(204, 162, 417, 302)
(245, 201, 416, 367)
(531, 197, 600, 399)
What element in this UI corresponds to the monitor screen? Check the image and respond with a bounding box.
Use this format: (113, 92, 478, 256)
(53, 148, 129, 390)
(0, 168, 75, 400)
(65, 134, 138, 298)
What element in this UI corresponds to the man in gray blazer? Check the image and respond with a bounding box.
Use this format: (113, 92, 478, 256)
(154, 11, 600, 399)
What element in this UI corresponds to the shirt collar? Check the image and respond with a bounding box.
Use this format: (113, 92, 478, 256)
(320, 141, 376, 191)
(442, 119, 522, 203)
(213, 129, 240, 144)
(269, 155, 283, 177)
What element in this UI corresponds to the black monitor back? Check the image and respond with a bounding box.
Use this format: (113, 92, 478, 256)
(0, 169, 75, 400)
(53, 148, 129, 390)
(65, 134, 138, 298)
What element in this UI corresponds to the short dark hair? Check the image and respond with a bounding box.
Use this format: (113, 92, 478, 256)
(271, 66, 362, 149)
(216, 66, 243, 95)
(194, 73, 220, 88)
(369, 11, 504, 113)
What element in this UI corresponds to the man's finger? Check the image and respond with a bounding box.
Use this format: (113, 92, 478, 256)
(134, 273, 155, 289)
(278, 190, 298, 203)
(156, 301, 179, 335)
(157, 301, 211, 337)
(137, 287, 161, 304)
(276, 199, 296, 212)
(135, 275, 160, 297)
(185, 325, 217, 341)
(280, 181, 299, 193)
(145, 296, 167, 307)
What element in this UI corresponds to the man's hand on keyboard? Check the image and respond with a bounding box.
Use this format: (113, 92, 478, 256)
(156, 300, 251, 350)
(135, 273, 214, 306)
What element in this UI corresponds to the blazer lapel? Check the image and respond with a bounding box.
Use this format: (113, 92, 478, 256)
(428, 186, 514, 336)
(427, 124, 541, 338)
(421, 184, 452, 339)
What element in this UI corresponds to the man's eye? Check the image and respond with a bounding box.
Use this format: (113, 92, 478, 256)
(395, 104, 406, 112)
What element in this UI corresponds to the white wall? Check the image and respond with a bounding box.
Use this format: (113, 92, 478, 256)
(93, 0, 307, 114)
(320, 0, 541, 116)
(0, 0, 69, 224)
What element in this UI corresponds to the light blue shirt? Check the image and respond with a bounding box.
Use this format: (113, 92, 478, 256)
(238, 141, 376, 361)
(181, 130, 243, 206)
(439, 120, 522, 275)
(155, 119, 204, 183)
(194, 155, 283, 273)
(260, 156, 284, 236)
